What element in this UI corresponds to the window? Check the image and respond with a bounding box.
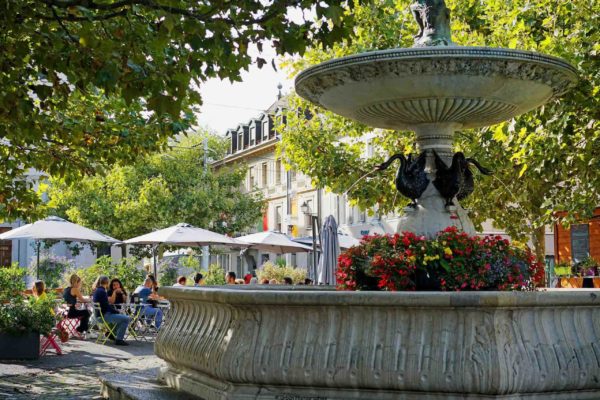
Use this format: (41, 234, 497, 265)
(250, 126, 255, 146)
(249, 166, 255, 189)
(237, 131, 243, 151)
(306, 199, 313, 229)
(275, 159, 282, 184)
(263, 120, 269, 140)
(359, 210, 366, 223)
(275, 206, 282, 232)
(290, 170, 296, 182)
(261, 162, 268, 187)
(291, 253, 297, 267)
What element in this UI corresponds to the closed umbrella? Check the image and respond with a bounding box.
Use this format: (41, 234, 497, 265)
(123, 222, 245, 277)
(0, 216, 120, 278)
(317, 215, 340, 285)
(236, 231, 312, 253)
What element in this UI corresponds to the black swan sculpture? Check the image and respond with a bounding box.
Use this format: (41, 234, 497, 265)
(433, 151, 492, 207)
(375, 152, 429, 207)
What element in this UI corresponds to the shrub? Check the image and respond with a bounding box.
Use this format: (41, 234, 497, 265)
(202, 264, 226, 285)
(159, 265, 179, 287)
(29, 255, 75, 288)
(257, 261, 307, 284)
(0, 265, 54, 335)
(337, 227, 544, 292)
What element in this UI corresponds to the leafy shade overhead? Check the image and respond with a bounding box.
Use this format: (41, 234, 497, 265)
(46, 133, 264, 241)
(0, 0, 363, 220)
(279, 0, 600, 260)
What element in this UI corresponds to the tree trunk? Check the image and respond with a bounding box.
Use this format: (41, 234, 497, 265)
(531, 225, 546, 262)
(531, 225, 547, 285)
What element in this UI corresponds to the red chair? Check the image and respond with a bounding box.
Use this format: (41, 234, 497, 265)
(40, 333, 62, 356)
(56, 306, 84, 339)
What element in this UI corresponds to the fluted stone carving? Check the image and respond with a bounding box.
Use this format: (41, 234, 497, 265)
(155, 287, 600, 399)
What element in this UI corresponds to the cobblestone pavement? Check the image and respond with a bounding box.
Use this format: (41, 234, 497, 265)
(0, 338, 164, 399)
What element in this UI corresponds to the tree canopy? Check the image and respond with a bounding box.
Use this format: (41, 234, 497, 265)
(0, 0, 363, 220)
(46, 133, 264, 241)
(279, 0, 600, 259)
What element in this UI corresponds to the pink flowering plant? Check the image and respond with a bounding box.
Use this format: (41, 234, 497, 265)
(336, 227, 544, 292)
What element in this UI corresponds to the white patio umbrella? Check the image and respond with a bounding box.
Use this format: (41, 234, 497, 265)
(317, 215, 341, 285)
(123, 222, 245, 277)
(0, 216, 120, 278)
(235, 231, 312, 254)
(293, 233, 360, 250)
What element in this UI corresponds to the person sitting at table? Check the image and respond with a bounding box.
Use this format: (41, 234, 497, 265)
(225, 271, 236, 285)
(193, 273, 203, 287)
(133, 278, 163, 329)
(107, 278, 127, 305)
(32, 280, 48, 301)
(63, 274, 91, 337)
(173, 276, 187, 287)
(92, 275, 130, 346)
(146, 274, 159, 294)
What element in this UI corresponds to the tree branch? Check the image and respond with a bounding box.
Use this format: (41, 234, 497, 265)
(50, 5, 77, 42)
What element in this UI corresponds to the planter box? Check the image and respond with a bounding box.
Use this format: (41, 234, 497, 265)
(156, 286, 600, 400)
(0, 331, 40, 360)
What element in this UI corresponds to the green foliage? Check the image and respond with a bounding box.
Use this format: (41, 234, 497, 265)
(180, 255, 201, 272)
(257, 262, 307, 284)
(1, 0, 364, 220)
(48, 133, 264, 241)
(275, 258, 287, 268)
(76, 256, 144, 295)
(0, 263, 26, 303)
(202, 264, 226, 286)
(159, 265, 179, 288)
(279, 0, 600, 261)
(29, 255, 75, 289)
(0, 265, 54, 335)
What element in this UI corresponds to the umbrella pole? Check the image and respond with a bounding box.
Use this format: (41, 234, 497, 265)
(153, 245, 158, 278)
(36, 241, 41, 279)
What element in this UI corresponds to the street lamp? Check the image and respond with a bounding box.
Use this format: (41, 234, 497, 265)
(301, 201, 319, 282)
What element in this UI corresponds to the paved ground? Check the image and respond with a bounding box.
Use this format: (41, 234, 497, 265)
(0, 338, 164, 399)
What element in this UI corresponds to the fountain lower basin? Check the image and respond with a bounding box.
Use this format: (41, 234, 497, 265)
(295, 47, 577, 131)
(155, 286, 600, 399)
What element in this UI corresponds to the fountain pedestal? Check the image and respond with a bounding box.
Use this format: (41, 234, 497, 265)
(397, 123, 475, 237)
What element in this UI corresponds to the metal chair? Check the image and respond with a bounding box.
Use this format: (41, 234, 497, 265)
(56, 305, 83, 339)
(92, 303, 117, 345)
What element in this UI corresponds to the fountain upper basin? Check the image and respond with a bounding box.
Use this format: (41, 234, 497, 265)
(295, 47, 577, 130)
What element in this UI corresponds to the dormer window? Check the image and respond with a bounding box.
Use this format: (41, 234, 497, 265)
(237, 130, 243, 151)
(249, 125, 255, 146)
(262, 119, 269, 140)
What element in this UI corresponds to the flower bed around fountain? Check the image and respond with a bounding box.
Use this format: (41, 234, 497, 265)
(337, 227, 545, 292)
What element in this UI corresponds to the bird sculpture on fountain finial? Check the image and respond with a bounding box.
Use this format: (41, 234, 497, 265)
(410, 0, 454, 47)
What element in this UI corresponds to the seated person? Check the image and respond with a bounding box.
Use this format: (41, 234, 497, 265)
(63, 274, 91, 336)
(133, 278, 163, 328)
(92, 275, 130, 346)
(107, 278, 128, 305)
(173, 276, 187, 287)
(193, 273, 203, 287)
(32, 280, 48, 301)
(225, 271, 236, 285)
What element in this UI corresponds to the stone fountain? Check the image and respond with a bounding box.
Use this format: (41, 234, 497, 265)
(107, 3, 600, 400)
(295, 0, 577, 237)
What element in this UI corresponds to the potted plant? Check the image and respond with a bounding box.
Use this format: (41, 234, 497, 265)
(336, 227, 544, 292)
(0, 265, 55, 360)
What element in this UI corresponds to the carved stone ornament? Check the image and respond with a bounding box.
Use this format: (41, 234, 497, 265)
(296, 48, 577, 131)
